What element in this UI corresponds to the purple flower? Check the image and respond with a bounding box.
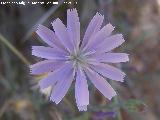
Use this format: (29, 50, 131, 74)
(30, 8, 129, 111)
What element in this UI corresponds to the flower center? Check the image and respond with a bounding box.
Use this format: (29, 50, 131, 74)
(68, 49, 87, 67)
(70, 52, 83, 63)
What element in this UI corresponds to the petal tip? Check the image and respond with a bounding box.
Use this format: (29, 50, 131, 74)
(108, 92, 117, 100)
(126, 54, 130, 62)
(78, 105, 88, 111)
(36, 24, 43, 34)
(96, 12, 103, 17)
(51, 18, 61, 26)
(108, 23, 115, 31)
(54, 100, 60, 104)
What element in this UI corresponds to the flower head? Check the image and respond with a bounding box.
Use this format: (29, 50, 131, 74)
(31, 8, 129, 111)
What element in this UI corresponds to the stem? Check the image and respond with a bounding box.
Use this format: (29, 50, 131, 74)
(22, 0, 65, 42)
(113, 96, 123, 120)
(0, 33, 30, 65)
(109, 79, 123, 120)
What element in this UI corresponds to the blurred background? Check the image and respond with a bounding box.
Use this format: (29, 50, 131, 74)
(0, 0, 160, 120)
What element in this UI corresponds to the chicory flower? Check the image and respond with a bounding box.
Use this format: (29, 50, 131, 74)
(30, 8, 129, 111)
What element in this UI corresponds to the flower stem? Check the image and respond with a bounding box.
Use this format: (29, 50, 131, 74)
(113, 96, 123, 120)
(109, 78, 123, 120)
(0, 33, 30, 65)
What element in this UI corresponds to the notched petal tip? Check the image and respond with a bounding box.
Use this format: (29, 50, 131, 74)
(125, 53, 130, 62)
(31, 46, 34, 51)
(68, 8, 77, 12)
(36, 24, 44, 34)
(93, 12, 104, 20)
(55, 100, 61, 104)
(49, 96, 61, 105)
(29, 64, 34, 73)
(117, 33, 123, 39)
(125, 55, 129, 62)
(119, 70, 126, 81)
(119, 73, 126, 82)
(120, 35, 125, 43)
(49, 96, 55, 103)
(30, 46, 34, 56)
(31, 46, 38, 56)
(96, 12, 104, 17)
(29, 62, 37, 69)
(29, 68, 33, 74)
(73, 8, 77, 12)
(108, 92, 117, 100)
(31, 46, 38, 50)
(97, 12, 104, 20)
(36, 24, 40, 32)
(108, 22, 114, 27)
(107, 23, 115, 31)
(51, 18, 61, 26)
(78, 105, 88, 111)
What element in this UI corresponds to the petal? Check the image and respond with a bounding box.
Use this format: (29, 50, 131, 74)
(81, 13, 104, 48)
(84, 23, 114, 52)
(67, 8, 80, 48)
(52, 18, 73, 52)
(75, 67, 89, 111)
(78, 106, 87, 111)
(30, 60, 65, 75)
(39, 63, 72, 89)
(36, 25, 66, 52)
(50, 64, 74, 104)
(89, 53, 129, 63)
(94, 34, 125, 52)
(32, 46, 66, 60)
(85, 68, 116, 100)
(91, 63, 125, 82)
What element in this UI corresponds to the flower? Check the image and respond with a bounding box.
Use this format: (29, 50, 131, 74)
(30, 8, 129, 111)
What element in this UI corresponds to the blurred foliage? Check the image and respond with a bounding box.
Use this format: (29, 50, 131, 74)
(0, 0, 160, 120)
(123, 99, 147, 113)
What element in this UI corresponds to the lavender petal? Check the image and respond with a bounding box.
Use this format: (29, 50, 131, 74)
(85, 68, 116, 100)
(91, 63, 126, 82)
(30, 60, 65, 75)
(39, 63, 72, 89)
(36, 25, 66, 52)
(67, 8, 80, 48)
(81, 13, 104, 48)
(52, 18, 74, 52)
(75, 67, 89, 111)
(50, 64, 74, 104)
(32, 46, 66, 60)
(84, 23, 114, 52)
(78, 106, 87, 111)
(91, 53, 129, 63)
(94, 34, 125, 52)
